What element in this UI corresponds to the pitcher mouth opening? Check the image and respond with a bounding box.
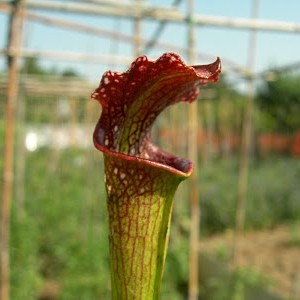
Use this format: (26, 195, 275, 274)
(93, 127, 193, 177)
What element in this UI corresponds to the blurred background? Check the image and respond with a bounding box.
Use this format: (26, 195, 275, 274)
(1, 0, 300, 299)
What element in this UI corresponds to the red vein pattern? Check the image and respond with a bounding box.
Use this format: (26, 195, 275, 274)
(92, 52, 221, 299)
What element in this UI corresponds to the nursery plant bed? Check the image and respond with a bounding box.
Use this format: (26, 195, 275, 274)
(200, 224, 300, 299)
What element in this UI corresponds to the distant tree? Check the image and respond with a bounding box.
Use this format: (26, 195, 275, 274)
(61, 68, 79, 78)
(21, 57, 79, 78)
(207, 75, 246, 134)
(256, 73, 300, 133)
(21, 57, 46, 75)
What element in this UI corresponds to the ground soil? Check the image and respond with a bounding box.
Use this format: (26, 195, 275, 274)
(201, 225, 300, 299)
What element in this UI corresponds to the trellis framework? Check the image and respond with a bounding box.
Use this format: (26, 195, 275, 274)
(1, 1, 300, 300)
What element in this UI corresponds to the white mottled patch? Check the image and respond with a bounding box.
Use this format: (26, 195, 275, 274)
(107, 184, 112, 193)
(103, 77, 110, 85)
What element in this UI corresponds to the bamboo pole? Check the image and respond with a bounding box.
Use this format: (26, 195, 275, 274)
(24, 0, 181, 20)
(14, 82, 26, 214)
(232, 0, 259, 267)
(1, 1, 24, 299)
(143, 0, 182, 53)
(10, 0, 300, 34)
(0, 4, 246, 73)
(187, 1, 199, 299)
(203, 99, 215, 158)
(0, 46, 243, 76)
(133, 0, 142, 57)
(0, 48, 135, 65)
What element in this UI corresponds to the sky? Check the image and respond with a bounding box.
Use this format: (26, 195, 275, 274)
(0, 0, 300, 85)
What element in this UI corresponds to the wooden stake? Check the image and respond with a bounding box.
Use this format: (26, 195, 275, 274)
(187, 1, 200, 299)
(133, 0, 142, 57)
(232, 0, 258, 267)
(1, 1, 24, 300)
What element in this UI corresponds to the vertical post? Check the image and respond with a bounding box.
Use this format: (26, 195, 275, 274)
(1, 1, 24, 299)
(133, 0, 142, 57)
(187, 1, 199, 299)
(14, 84, 26, 214)
(232, 0, 259, 266)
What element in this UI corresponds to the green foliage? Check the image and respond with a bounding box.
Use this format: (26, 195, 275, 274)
(256, 73, 300, 133)
(10, 148, 111, 299)
(9, 148, 300, 299)
(198, 252, 280, 300)
(61, 69, 79, 78)
(246, 158, 300, 227)
(21, 57, 47, 76)
(202, 266, 274, 300)
(10, 211, 42, 300)
(200, 157, 300, 234)
(21, 57, 79, 78)
(200, 79, 246, 139)
(288, 221, 300, 247)
(200, 159, 239, 233)
(162, 237, 189, 299)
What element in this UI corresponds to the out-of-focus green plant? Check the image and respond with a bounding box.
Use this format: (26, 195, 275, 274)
(200, 157, 300, 234)
(256, 73, 300, 133)
(9, 149, 299, 298)
(201, 265, 274, 300)
(10, 210, 42, 300)
(288, 221, 300, 247)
